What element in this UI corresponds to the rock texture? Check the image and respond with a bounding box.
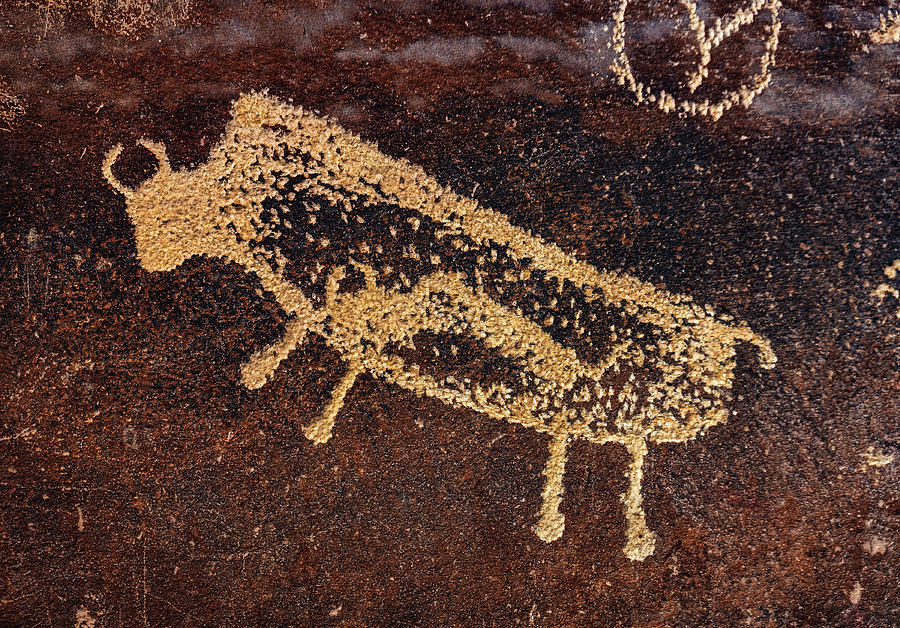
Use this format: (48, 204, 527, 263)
(0, 0, 898, 626)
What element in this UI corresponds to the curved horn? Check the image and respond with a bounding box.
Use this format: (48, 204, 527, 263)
(102, 140, 174, 199)
(101, 144, 134, 198)
(136, 139, 172, 173)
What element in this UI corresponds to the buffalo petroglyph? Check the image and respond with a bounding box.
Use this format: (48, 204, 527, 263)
(103, 91, 775, 560)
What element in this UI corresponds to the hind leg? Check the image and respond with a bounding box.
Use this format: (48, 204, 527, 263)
(621, 436, 657, 561)
(533, 430, 570, 542)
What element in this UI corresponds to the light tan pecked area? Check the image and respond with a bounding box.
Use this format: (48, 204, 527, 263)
(103, 90, 775, 561)
(868, 10, 900, 44)
(861, 447, 895, 468)
(872, 260, 900, 319)
(611, 0, 782, 121)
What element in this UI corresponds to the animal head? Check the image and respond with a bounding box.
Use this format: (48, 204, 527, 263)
(103, 139, 206, 272)
(101, 93, 323, 277)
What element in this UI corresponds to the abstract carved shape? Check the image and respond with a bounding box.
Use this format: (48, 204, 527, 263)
(612, 0, 782, 121)
(102, 91, 776, 561)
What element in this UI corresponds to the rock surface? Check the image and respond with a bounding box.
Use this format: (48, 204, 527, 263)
(0, 1, 897, 625)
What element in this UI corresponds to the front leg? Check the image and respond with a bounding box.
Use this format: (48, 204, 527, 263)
(303, 359, 363, 444)
(240, 316, 311, 389)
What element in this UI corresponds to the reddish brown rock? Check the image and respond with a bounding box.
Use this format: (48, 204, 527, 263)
(0, 1, 897, 625)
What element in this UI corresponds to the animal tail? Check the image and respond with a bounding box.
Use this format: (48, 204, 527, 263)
(754, 336, 777, 370)
(738, 325, 777, 370)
